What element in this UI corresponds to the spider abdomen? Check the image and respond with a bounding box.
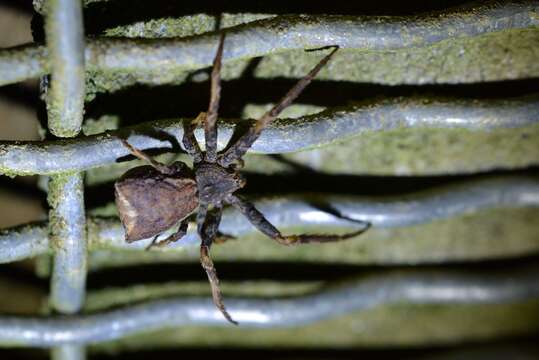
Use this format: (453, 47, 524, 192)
(115, 165, 198, 242)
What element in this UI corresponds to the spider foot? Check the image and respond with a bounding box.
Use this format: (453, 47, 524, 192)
(145, 221, 189, 251)
(214, 232, 236, 244)
(201, 245, 238, 325)
(145, 235, 178, 251)
(277, 222, 371, 246)
(145, 234, 161, 251)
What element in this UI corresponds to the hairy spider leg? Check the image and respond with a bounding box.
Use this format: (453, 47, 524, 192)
(197, 203, 238, 324)
(204, 33, 225, 163)
(227, 195, 370, 246)
(218, 46, 339, 167)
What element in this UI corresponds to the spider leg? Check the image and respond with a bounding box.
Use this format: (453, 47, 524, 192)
(145, 234, 160, 250)
(227, 195, 370, 246)
(204, 33, 225, 163)
(118, 138, 173, 175)
(146, 220, 189, 250)
(182, 112, 204, 163)
(196, 203, 208, 234)
(218, 46, 339, 167)
(197, 203, 238, 325)
(214, 231, 235, 244)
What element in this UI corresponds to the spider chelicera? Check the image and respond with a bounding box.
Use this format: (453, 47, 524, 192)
(114, 34, 370, 324)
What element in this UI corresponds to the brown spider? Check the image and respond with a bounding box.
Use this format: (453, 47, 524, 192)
(114, 34, 370, 324)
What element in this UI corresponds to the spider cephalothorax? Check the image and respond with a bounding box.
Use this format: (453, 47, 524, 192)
(115, 34, 370, 324)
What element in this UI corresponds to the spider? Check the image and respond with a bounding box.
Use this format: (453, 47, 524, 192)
(114, 34, 370, 324)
